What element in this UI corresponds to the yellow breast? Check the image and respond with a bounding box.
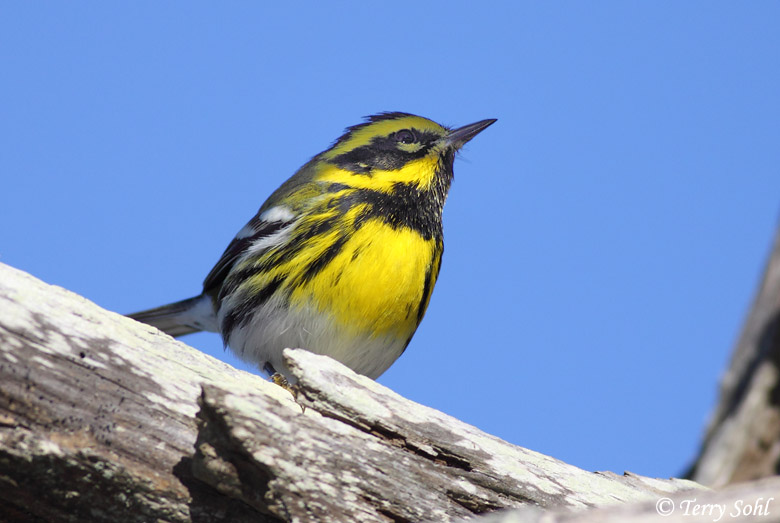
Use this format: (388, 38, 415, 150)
(290, 217, 442, 340)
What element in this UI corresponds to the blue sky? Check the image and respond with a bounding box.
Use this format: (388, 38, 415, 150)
(2, 3, 779, 480)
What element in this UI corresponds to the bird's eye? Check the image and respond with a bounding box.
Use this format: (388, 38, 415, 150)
(394, 129, 416, 144)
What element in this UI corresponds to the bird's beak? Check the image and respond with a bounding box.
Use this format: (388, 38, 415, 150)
(446, 118, 497, 149)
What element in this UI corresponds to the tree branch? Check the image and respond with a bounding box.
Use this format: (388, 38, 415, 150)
(688, 223, 780, 486)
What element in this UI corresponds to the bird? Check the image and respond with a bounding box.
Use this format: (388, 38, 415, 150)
(128, 112, 496, 382)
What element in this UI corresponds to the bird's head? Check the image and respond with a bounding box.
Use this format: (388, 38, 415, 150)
(317, 112, 496, 194)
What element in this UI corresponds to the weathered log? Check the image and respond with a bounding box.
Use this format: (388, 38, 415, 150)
(192, 350, 703, 521)
(0, 263, 276, 522)
(0, 262, 706, 522)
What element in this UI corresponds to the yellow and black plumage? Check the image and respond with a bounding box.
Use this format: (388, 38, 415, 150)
(129, 112, 496, 381)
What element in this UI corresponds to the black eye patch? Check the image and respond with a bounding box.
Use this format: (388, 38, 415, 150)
(328, 129, 440, 174)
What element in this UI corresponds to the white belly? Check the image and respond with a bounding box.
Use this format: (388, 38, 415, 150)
(223, 294, 407, 382)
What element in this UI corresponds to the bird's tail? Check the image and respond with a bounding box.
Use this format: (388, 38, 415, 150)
(127, 294, 218, 337)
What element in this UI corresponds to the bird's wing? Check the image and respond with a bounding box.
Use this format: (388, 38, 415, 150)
(202, 206, 296, 294)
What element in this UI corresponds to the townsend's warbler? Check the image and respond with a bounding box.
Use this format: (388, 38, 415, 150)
(129, 112, 496, 381)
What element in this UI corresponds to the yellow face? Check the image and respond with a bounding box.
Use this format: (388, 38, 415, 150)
(317, 114, 451, 192)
